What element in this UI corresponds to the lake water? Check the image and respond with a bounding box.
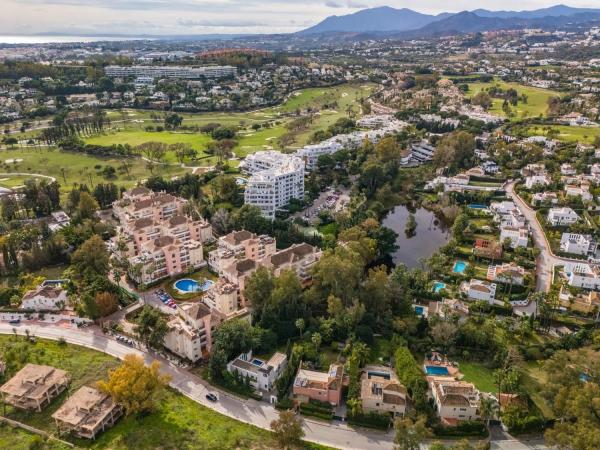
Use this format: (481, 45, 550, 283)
(382, 205, 450, 268)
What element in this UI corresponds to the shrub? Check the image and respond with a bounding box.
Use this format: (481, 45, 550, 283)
(347, 411, 391, 430)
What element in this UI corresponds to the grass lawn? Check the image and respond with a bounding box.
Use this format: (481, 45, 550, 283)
(0, 147, 189, 191)
(524, 124, 600, 144)
(0, 175, 32, 188)
(466, 79, 560, 121)
(86, 130, 214, 164)
(0, 424, 70, 450)
(0, 335, 327, 450)
(456, 360, 497, 393)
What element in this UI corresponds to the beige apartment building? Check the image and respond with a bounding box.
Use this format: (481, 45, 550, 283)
(0, 364, 70, 412)
(52, 386, 122, 439)
(360, 365, 407, 417)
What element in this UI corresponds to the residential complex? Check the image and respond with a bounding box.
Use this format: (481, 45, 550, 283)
(163, 302, 217, 362)
(208, 230, 276, 275)
(112, 187, 213, 284)
(242, 152, 305, 219)
(0, 364, 70, 412)
(105, 65, 236, 79)
(52, 386, 122, 440)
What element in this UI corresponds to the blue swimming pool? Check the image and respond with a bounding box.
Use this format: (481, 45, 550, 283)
(425, 366, 450, 376)
(236, 177, 248, 186)
(453, 261, 467, 274)
(468, 204, 488, 210)
(414, 306, 425, 316)
(433, 281, 446, 293)
(174, 279, 214, 293)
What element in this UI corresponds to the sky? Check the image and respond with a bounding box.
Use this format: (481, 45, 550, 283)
(3, 0, 600, 36)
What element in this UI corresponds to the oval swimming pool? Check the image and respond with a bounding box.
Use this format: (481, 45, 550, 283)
(174, 279, 214, 293)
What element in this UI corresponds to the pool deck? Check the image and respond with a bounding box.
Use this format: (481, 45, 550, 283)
(423, 354, 461, 379)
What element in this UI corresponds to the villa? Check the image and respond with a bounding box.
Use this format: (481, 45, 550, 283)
(473, 239, 503, 259)
(360, 365, 407, 417)
(460, 279, 497, 303)
(226, 350, 287, 394)
(21, 284, 68, 311)
(560, 262, 600, 290)
(52, 386, 122, 440)
(564, 183, 593, 202)
(500, 225, 529, 249)
(560, 233, 598, 256)
(430, 377, 481, 426)
(293, 363, 346, 406)
(531, 191, 558, 206)
(0, 364, 70, 412)
(547, 207, 580, 227)
(525, 175, 551, 189)
(428, 299, 470, 322)
(559, 287, 600, 314)
(487, 263, 527, 285)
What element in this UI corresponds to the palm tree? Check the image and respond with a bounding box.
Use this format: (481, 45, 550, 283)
(479, 396, 498, 430)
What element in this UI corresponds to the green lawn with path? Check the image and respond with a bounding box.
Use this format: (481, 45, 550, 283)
(0, 335, 327, 450)
(466, 79, 561, 121)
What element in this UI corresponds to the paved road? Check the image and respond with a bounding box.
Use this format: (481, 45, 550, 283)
(0, 322, 395, 450)
(505, 181, 579, 292)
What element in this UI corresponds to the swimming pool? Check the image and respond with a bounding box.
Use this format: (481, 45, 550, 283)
(236, 177, 248, 186)
(174, 279, 214, 293)
(414, 306, 425, 316)
(453, 261, 467, 274)
(433, 281, 446, 293)
(467, 204, 488, 210)
(425, 366, 450, 376)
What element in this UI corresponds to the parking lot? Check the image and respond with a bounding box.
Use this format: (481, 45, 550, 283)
(294, 187, 350, 223)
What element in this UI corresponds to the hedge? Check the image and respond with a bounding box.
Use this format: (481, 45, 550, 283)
(347, 411, 392, 430)
(299, 403, 333, 421)
(432, 420, 488, 438)
(275, 398, 294, 410)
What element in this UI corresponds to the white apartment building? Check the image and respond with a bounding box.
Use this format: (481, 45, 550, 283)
(243, 152, 305, 219)
(547, 207, 580, 227)
(562, 262, 600, 290)
(430, 377, 481, 425)
(21, 286, 68, 311)
(560, 233, 597, 256)
(461, 279, 497, 303)
(105, 65, 236, 79)
(295, 141, 343, 171)
(227, 350, 287, 392)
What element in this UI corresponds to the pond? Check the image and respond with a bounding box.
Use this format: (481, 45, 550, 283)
(382, 205, 450, 268)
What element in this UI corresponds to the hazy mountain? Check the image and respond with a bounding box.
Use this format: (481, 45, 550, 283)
(299, 4, 600, 36)
(472, 4, 600, 19)
(298, 7, 449, 35)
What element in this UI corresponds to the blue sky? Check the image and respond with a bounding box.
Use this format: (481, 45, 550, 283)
(3, 1, 599, 35)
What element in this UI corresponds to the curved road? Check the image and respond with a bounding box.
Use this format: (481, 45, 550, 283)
(505, 181, 580, 292)
(0, 322, 394, 450)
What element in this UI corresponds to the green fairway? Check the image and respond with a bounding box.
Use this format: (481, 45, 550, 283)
(84, 83, 374, 158)
(524, 124, 600, 144)
(466, 79, 560, 121)
(0, 147, 189, 190)
(0, 335, 325, 450)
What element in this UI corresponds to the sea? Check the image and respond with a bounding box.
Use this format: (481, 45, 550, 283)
(0, 35, 149, 44)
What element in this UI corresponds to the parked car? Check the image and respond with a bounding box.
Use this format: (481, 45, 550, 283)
(205, 393, 218, 402)
(8, 319, 20, 324)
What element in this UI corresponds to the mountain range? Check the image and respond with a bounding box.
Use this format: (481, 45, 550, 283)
(299, 4, 600, 36)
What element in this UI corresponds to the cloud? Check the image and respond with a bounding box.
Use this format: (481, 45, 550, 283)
(325, 1, 343, 7)
(177, 18, 266, 27)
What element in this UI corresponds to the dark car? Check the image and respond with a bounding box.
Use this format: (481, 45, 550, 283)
(8, 319, 20, 324)
(205, 393, 218, 402)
